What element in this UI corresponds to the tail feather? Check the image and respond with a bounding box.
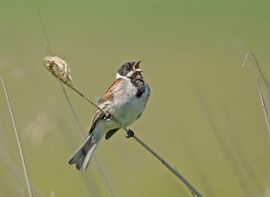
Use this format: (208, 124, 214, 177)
(69, 134, 97, 171)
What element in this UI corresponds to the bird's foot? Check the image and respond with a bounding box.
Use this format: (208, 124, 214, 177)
(126, 129, 135, 138)
(104, 112, 112, 122)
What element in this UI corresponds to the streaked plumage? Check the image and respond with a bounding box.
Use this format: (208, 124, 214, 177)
(68, 61, 150, 171)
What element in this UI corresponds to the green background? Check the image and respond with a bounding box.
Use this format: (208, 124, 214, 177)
(0, 0, 270, 196)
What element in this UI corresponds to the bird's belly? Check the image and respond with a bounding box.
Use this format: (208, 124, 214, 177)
(113, 96, 146, 127)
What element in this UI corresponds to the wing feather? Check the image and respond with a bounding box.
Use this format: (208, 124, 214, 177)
(89, 79, 124, 134)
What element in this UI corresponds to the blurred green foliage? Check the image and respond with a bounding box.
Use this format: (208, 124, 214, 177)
(0, 0, 270, 196)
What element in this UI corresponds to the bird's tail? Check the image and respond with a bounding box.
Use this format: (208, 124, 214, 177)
(68, 133, 97, 171)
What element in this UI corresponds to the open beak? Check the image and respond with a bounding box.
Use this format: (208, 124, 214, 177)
(134, 61, 143, 72)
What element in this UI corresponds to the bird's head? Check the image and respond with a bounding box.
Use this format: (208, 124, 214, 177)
(116, 61, 142, 79)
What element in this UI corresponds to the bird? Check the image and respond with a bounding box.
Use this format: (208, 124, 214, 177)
(68, 61, 150, 171)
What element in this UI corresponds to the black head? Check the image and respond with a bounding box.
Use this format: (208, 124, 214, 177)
(117, 61, 142, 79)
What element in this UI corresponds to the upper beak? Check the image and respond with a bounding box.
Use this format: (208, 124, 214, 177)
(134, 61, 143, 72)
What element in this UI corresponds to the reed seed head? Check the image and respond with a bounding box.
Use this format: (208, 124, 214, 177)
(43, 56, 72, 83)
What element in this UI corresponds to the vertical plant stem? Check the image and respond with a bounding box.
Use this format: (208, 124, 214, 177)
(243, 51, 270, 135)
(93, 159, 115, 197)
(61, 82, 115, 197)
(0, 76, 33, 197)
(38, 12, 115, 196)
(257, 78, 270, 134)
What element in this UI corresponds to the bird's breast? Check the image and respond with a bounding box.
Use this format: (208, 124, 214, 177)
(113, 82, 150, 127)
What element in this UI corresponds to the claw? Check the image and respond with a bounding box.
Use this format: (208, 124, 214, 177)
(126, 129, 135, 138)
(104, 112, 112, 122)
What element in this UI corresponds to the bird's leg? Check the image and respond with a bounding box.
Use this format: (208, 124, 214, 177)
(104, 112, 112, 122)
(126, 129, 135, 138)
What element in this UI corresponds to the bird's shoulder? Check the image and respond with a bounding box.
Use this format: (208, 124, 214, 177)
(90, 79, 124, 126)
(98, 79, 124, 104)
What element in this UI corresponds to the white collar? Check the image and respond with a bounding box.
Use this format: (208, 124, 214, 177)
(116, 73, 128, 80)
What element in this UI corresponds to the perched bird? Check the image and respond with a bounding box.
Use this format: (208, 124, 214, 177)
(68, 61, 150, 171)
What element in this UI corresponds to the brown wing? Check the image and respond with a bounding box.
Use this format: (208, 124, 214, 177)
(98, 79, 122, 104)
(89, 79, 123, 134)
